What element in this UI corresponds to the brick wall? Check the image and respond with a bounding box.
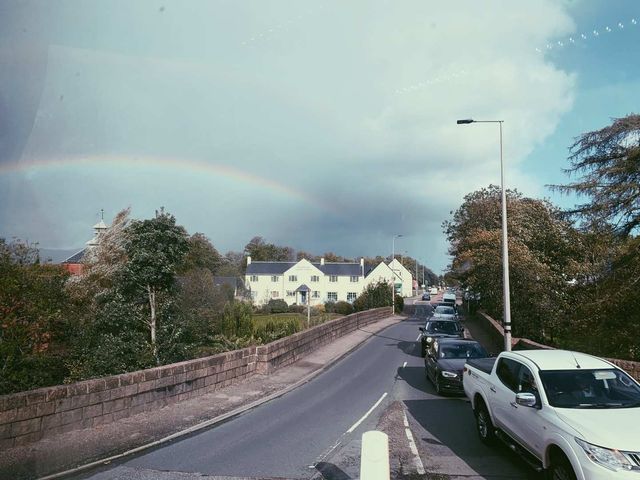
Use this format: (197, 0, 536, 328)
(476, 310, 640, 382)
(0, 307, 390, 449)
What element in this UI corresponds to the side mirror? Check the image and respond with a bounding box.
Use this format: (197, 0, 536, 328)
(419, 327, 425, 333)
(515, 392, 538, 409)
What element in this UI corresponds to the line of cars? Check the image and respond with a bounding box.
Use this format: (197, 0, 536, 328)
(412, 295, 640, 479)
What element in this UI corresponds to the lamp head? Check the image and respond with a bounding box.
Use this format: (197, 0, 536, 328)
(456, 119, 474, 124)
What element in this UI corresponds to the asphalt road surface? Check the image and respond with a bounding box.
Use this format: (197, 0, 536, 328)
(76, 299, 540, 480)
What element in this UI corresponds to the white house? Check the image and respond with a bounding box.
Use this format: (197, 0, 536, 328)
(245, 256, 413, 306)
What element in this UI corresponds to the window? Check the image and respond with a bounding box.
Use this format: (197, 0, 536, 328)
(327, 292, 338, 301)
(496, 358, 522, 392)
(312, 291, 320, 298)
(271, 276, 279, 282)
(286, 291, 295, 297)
(289, 275, 297, 282)
(329, 275, 338, 282)
(310, 275, 319, 282)
(517, 365, 538, 394)
(350, 276, 359, 283)
(271, 291, 279, 298)
(347, 292, 357, 302)
(250, 275, 258, 282)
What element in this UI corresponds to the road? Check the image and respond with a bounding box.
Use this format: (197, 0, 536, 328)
(76, 296, 540, 480)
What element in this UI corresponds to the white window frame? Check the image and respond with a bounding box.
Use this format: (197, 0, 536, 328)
(350, 276, 359, 283)
(327, 292, 338, 301)
(312, 291, 320, 298)
(347, 292, 357, 302)
(250, 275, 258, 282)
(310, 275, 319, 282)
(286, 290, 295, 297)
(271, 275, 279, 282)
(329, 275, 338, 283)
(271, 291, 279, 298)
(289, 275, 297, 282)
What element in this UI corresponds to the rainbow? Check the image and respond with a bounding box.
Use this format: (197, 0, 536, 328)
(0, 154, 334, 212)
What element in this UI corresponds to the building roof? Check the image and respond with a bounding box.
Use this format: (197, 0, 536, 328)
(316, 263, 361, 276)
(295, 284, 310, 292)
(63, 249, 87, 264)
(246, 262, 297, 275)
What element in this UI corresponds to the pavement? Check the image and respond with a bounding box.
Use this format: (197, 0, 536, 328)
(0, 314, 405, 480)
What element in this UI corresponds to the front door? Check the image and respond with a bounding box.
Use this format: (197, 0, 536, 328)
(300, 291, 307, 304)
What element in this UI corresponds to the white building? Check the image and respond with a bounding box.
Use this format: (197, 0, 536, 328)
(245, 256, 413, 306)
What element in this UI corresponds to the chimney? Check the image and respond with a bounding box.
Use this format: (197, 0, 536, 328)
(320, 257, 325, 266)
(247, 256, 252, 265)
(360, 258, 364, 277)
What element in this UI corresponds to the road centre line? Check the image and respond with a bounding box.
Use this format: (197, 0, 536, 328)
(402, 410, 426, 475)
(346, 392, 388, 433)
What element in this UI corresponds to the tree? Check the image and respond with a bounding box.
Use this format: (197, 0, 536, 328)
(179, 233, 221, 274)
(243, 236, 294, 262)
(552, 114, 640, 236)
(444, 186, 582, 342)
(0, 239, 70, 394)
(353, 281, 393, 312)
(122, 208, 189, 364)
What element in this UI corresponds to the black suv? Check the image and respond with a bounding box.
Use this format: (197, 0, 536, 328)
(418, 319, 464, 356)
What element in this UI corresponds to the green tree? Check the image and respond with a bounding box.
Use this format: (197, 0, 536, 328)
(444, 186, 582, 342)
(179, 233, 221, 274)
(353, 281, 393, 312)
(552, 114, 640, 236)
(122, 208, 189, 364)
(0, 239, 70, 394)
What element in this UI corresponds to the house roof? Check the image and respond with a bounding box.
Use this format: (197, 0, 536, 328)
(316, 263, 361, 276)
(295, 284, 310, 292)
(63, 249, 87, 264)
(246, 262, 297, 275)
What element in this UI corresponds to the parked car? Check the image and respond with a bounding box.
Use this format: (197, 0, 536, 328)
(421, 292, 431, 301)
(418, 319, 464, 356)
(463, 349, 640, 479)
(425, 338, 488, 395)
(432, 305, 458, 321)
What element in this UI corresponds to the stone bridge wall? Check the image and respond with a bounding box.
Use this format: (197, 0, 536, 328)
(0, 307, 390, 449)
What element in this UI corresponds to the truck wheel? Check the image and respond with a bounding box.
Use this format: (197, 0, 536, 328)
(475, 402, 496, 445)
(547, 452, 577, 480)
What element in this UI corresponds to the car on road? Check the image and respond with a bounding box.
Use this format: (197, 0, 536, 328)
(463, 349, 640, 479)
(432, 305, 458, 321)
(418, 319, 465, 356)
(429, 287, 438, 295)
(442, 291, 457, 306)
(421, 292, 431, 301)
(425, 338, 488, 395)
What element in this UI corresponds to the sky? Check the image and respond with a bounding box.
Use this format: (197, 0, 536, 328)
(0, 0, 639, 272)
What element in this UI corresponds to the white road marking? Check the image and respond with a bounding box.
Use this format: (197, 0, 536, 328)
(346, 392, 388, 433)
(402, 410, 426, 475)
(416, 334, 422, 341)
(402, 361, 407, 368)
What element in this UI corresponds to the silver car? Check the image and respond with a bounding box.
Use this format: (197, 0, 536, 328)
(431, 305, 458, 321)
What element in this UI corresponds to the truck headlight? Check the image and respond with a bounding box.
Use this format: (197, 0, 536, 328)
(575, 438, 634, 471)
(426, 337, 433, 343)
(441, 371, 458, 378)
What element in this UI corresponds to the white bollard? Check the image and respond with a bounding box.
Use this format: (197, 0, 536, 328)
(360, 430, 390, 480)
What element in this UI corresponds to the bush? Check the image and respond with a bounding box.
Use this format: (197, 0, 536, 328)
(267, 299, 289, 314)
(253, 318, 301, 343)
(334, 301, 354, 315)
(288, 304, 306, 314)
(353, 281, 393, 312)
(324, 301, 336, 313)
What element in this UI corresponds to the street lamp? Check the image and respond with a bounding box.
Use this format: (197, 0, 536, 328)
(392, 234, 403, 315)
(456, 118, 512, 351)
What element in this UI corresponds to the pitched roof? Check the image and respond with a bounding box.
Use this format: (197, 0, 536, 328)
(295, 284, 310, 292)
(246, 262, 297, 275)
(316, 263, 362, 276)
(63, 249, 87, 264)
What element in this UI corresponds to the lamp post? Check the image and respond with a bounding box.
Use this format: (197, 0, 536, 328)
(392, 234, 403, 315)
(456, 118, 512, 351)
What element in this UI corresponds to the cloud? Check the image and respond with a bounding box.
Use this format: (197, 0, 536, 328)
(0, 0, 577, 271)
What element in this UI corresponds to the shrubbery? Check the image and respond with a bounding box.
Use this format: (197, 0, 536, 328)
(334, 301, 354, 315)
(353, 281, 393, 312)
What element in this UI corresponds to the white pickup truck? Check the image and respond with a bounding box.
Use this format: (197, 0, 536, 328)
(463, 349, 640, 479)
